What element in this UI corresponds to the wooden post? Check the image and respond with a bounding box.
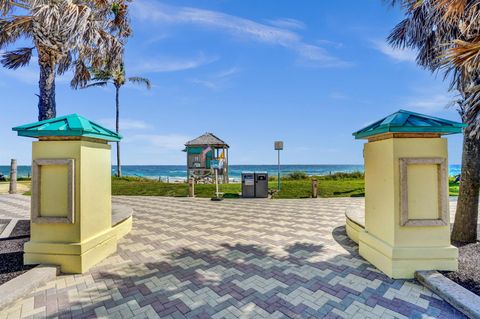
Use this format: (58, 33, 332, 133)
(311, 178, 318, 198)
(9, 159, 17, 194)
(188, 178, 195, 197)
(226, 147, 229, 184)
(215, 169, 219, 198)
(186, 147, 189, 182)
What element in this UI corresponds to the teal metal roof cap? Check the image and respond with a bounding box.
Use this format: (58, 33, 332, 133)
(352, 110, 466, 139)
(12, 114, 122, 142)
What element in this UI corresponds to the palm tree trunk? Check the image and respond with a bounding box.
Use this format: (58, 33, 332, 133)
(452, 132, 480, 243)
(37, 55, 56, 121)
(115, 85, 122, 177)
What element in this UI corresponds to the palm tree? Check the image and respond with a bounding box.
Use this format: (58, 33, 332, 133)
(0, 0, 131, 120)
(82, 64, 151, 177)
(434, 0, 480, 72)
(388, 0, 480, 242)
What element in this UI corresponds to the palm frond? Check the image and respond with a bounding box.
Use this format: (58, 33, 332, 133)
(128, 76, 151, 89)
(0, 46, 33, 69)
(434, 0, 468, 23)
(70, 59, 90, 89)
(448, 39, 480, 70)
(57, 52, 72, 75)
(81, 81, 109, 89)
(387, 18, 409, 49)
(0, 0, 29, 15)
(110, 1, 132, 38)
(90, 68, 114, 81)
(0, 15, 33, 50)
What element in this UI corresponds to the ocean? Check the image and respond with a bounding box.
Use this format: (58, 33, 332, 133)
(0, 164, 463, 182)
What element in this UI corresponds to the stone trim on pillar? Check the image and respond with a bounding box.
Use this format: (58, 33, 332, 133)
(32, 159, 75, 224)
(399, 157, 448, 227)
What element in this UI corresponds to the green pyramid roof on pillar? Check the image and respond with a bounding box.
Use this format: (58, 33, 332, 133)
(12, 114, 122, 142)
(352, 109, 466, 139)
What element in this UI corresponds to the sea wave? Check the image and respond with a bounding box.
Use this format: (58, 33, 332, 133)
(0, 164, 462, 180)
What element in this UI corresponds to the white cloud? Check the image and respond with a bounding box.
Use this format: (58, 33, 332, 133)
(316, 39, 344, 49)
(96, 118, 151, 130)
(374, 40, 417, 63)
(132, 1, 297, 44)
(190, 66, 240, 90)
(132, 0, 349, 68)
(0, 65, 39, 85)
(130, 53, 217, 73)
(0, 56, 73, 85)
(295, 44, 350, 67)
(215, 67, 240, 78)
(267, 18, 306, 30)
(407, 94, 454, 112)
(190, 78, 218, 89)
(119, 133, 192, 164)
(125, 133, 191, 151)
(144, 33, 170, 45)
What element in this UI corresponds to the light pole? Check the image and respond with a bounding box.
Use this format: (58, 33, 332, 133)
(274, 141, 283, 192)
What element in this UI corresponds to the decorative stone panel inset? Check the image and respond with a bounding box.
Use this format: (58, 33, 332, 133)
(32, 159, 74, 224)
(399, 157, 448, 227)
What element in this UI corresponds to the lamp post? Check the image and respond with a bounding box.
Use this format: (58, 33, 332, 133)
(274, 141, 283, 192)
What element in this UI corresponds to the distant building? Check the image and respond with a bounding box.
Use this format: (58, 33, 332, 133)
(183, 133, 229, 183)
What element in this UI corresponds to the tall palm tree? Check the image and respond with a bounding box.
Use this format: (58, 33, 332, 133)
(388, 0, 480, 242)
(0, 0, 131, 120)
(82, 64, 151, 177)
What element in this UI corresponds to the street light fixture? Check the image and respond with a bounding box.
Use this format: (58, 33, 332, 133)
(274, 141, 283, 192)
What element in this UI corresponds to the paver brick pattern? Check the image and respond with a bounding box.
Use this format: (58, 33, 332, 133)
(0, 196, 466, 318)
(0, 195, 30, 220)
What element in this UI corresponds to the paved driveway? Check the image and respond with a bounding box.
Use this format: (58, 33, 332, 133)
(0, 196, 465, 318)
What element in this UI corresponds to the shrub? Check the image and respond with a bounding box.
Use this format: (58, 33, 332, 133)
(319, 171, 364, 180)
(286, 171, 309, 180)
(112, 176, 152, 182)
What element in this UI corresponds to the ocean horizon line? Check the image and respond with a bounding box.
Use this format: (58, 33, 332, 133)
(0, 164, 463, 181)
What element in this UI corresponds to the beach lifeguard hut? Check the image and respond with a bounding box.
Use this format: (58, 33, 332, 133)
(184, 133, 229, 184)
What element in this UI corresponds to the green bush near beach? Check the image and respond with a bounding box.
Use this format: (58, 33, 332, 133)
(284, 171, 309, 180)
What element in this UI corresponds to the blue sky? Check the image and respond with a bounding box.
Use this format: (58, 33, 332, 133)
(0, 0, 465, 165)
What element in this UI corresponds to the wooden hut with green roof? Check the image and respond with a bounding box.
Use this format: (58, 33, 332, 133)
(183, 133, 229, 184)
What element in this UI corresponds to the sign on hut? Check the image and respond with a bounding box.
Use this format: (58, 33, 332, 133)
(183, 133, 229, 184)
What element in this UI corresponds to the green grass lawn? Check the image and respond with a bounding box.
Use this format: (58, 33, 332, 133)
(449, 179, 460, 196)
(112, 177, 366, 198)
(17, 172, 463, 199)
(112, 173, 462, 199)
(112, 173, 367, 199)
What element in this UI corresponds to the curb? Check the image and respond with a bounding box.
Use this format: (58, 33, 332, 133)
(416, 270, 480, 319)
(0, 264, 59, 309)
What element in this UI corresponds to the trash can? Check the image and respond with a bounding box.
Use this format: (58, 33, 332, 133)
(241, 172, 255, 198)
(255, 172, 268, 198)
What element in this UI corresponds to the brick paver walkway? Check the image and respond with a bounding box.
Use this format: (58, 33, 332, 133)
(0, 196, 465, 318)
(0, 194, 30, 219)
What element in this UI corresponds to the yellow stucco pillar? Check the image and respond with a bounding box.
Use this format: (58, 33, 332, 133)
(352, 110, 465, 279)
(13, 114, 132, 273)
